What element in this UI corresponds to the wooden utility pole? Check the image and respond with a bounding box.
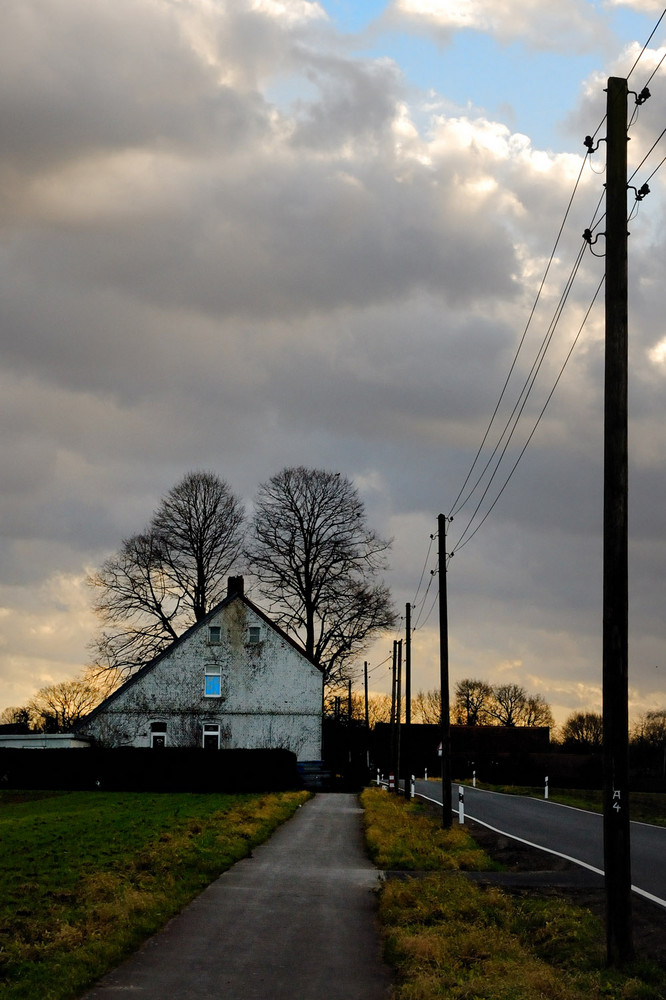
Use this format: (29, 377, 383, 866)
(603, 75, 633, 966)
(390, 641, 397, 787)
(438, 514, 452, 828)
(404, 603, 412, 800)
(396, 639, 403, 793)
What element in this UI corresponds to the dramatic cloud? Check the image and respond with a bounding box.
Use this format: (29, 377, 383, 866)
(387, 0, 606, 50)
(1, 0, 665, 728)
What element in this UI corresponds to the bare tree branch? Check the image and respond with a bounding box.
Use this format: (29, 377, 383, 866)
(87, 471, 244, 681)
(246, 467, 396, 687)
(453, 679, 493, 725)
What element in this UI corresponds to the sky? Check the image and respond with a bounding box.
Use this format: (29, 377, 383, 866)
(1, 0, 666, 730)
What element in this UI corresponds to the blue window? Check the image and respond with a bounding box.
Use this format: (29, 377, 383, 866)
(205, 663, 221, 697)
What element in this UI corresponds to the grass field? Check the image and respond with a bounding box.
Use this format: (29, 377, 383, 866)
(0, 788, 309, 1000)
(362, 787, 666, 999)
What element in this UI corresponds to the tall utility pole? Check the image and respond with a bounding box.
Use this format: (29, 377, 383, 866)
(438, 514, 452, 828)
(404, 603, 412, 800)
(396, 639, 403, 793)
(390, 640, 397, 787)
(603, 76, 633, 966)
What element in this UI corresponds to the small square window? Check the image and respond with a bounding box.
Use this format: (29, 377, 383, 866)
(204, 663, 221, 697)
(248, 626, 261, 645)
(208, 625, 221, 644)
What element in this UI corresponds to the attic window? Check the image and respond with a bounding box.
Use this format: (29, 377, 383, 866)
(208, 626, 221, 644)
(248, 626, 261, 645)
(204, 663, 221, 698)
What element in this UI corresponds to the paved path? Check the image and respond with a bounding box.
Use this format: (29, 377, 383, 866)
(81, 793, 393, 1000)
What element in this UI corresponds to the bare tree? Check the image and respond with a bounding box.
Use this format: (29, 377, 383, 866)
(453, 679, 493, 725)
(29, 680, 102, 732)
(88, 531, 182, 683)
(632, 709, 666, 748)
(88, 471, 244, 682)
(559, 711, 603, 751)
(523, 694, 554, 729)
(153, 471, 245, 621)
(0, 705, 35, 729)
(486, 683, 529, 727)
(412, 689, 442, 724)
(344, 692, 393, 727)
(246, 467, 396, 688)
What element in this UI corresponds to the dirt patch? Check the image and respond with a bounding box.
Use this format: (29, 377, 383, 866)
(464, 816, 666, 968)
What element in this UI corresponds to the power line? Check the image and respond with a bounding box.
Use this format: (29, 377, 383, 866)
(449, 185, 603, 552)
(450, 239, 590, 552)
(449, 152, 592, 519)
(626, 8, 666, 82)
(449, 179, 605, 548)
(629, 124, 666, 184)
(452, 272, 605, 555)
(411, 533, 434, 608)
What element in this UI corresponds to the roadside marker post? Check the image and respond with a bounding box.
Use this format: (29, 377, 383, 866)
(458, 785, 464, 825)
(545, 776, 549, 800)
(473, 770, 476, 788)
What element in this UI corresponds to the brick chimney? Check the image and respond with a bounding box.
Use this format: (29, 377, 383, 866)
(227, 576, 244, 598)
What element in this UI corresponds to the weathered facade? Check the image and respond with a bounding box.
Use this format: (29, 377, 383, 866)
(78, 578, 323, 761)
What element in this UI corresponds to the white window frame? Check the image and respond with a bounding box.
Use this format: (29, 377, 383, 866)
(208, 625, 221, 644)
(150, 721, 167, 748)
(248, 625, 262, 645)
(202, 723, 220, 750)
(204, 662, 222, 698)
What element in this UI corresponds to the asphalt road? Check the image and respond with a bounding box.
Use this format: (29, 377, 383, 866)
(414, 780, 666, 909)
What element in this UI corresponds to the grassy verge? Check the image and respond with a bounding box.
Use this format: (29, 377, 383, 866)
(361, 787, 666, 999)
(463, 784, 666, 826)
(0, 788, 309, 1000)
(363, 786, 493, 872)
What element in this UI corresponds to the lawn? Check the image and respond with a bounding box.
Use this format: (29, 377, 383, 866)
(0, 788, 309, 1000)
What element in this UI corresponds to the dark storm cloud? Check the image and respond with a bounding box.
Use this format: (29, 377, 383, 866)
(0, 0, 665, 725)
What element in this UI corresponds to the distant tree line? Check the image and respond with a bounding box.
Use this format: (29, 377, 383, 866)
(336, 679, 554, 729)
(332, 693, 666, 765)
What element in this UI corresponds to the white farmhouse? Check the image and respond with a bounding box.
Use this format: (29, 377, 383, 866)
(78, 577, 323, 762)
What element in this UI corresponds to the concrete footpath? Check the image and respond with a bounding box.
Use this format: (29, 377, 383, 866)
(81, 793, 393, 1000)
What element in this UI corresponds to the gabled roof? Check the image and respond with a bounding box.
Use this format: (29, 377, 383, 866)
(76, 587, 322, 729)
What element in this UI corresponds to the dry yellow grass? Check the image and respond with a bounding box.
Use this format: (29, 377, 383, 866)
(362, 788, 666, 1000)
